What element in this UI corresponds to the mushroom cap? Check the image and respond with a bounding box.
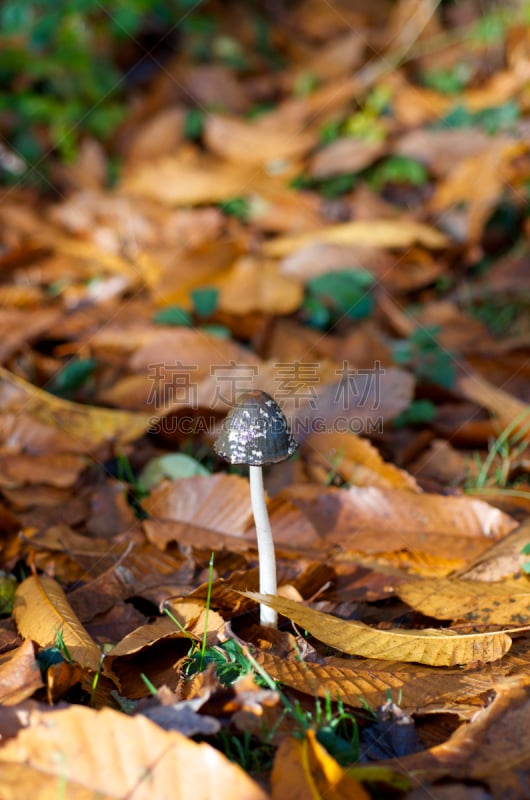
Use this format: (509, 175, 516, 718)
(214, 389, 298, 466)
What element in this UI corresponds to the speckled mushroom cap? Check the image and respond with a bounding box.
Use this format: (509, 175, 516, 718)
(214, 389, 298, 466)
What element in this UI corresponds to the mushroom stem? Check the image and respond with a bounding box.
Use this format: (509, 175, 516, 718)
(249, 464, 278, 627)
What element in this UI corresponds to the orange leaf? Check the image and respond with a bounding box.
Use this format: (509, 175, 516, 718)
(0, 705, 267, 800)
(271, 730, 370, 800)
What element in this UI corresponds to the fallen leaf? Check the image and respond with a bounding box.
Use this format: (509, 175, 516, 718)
(458, 371, 530, 433)
(146, 474, 253, 537)
(0, 704, 267, 800)
(282, 484, 517, 559)
(271, 729, 371, 800)
(255, 650, 499, 716)
(430, 140, 527, 243)
(263, 219, 448, 257)
(243, 592, 514, 666)
(217, 256, 303, 315)
(309, 138, 386, 179)
(13, 575, 102, 672)
(303, 430, 420, 490)
(0, 453, 86, 488)
(0, 367, 152, 453)
(120, 149, 252, 206)
(396, 575, 530, 625)
(204, 113, 316, 166)
(0, 640, 43, 705)
(370, 675, 530, 798)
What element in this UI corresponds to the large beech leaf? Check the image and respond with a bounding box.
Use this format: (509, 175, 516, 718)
(13, 575, 102, 672)
(255, 651, 501, 716)
(243, 593, 513, 666)
(0, 705, 267, 800)
(397, 575, 530, 625)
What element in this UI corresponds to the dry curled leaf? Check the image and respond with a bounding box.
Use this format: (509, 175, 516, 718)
(243, 592, 514, 666)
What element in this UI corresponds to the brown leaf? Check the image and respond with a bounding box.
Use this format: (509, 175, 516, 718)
(374, 676, 530, 797)
(243, 592, 514, 666)
(0, 308, 60, 363)
(282, 484, 517, 559)
(457, 519, 530, 581)
(146, 474, 253, 537)
(13, 575, 102, 672)
(430, 140, 527, 243)
(309, 138, 386, 179)
(458, 371, 530, 432)
(0, 453, 86, 488)
(204, 113, 316, 166)
(120, 149, 252, 206)
(303, 431, 420, 490)
(0, 640, 43, 705)
(217, 256, 303, 315)
(0, 705, 268, 800)
(255, 650, 500, 717)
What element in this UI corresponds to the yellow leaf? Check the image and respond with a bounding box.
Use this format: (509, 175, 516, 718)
(0, 366, 152, 452)
(396, 576, 530, 626)
(243, 592, 513, 666)
(263, 219, 448, 257)
(13, 575, 102, 672)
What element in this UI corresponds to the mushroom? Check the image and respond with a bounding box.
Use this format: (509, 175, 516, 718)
(214, 390, 298, 627)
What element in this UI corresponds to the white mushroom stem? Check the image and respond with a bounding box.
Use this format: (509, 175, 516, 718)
(249, 464, 278, 627)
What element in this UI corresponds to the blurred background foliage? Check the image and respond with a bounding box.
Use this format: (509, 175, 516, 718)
(0, 0, 208, 167)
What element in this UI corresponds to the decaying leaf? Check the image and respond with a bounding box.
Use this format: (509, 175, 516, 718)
(243, 592, 513, 666)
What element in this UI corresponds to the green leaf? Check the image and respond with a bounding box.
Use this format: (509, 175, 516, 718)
(301, 295, 330, 330)
(306, 269, 375, 322)
(48, 358, 97, 396)
(0, 572, 17, 615)
(153, 306, 193, 327)
(139, 453, 209, 491)
(191, 287, 219, 317)
(218, 196, 249, 220)
(393, 400, 437, 428)
(183, 108, 205, 140)
(318, 173, 357, 198)
(368, 156, 428, 188)
(200, 324, 232, 339)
